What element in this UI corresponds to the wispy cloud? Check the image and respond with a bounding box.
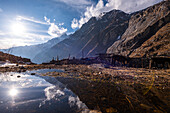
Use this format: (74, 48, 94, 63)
(0, 8, 3, 13)
(71, 0, 162, 29)
(0, 30, 53, 49)
(0, 30, 6, 36)
(16, 16, 49, 25)
(0, 37, 33, 49)
(54, 0, 92, 9)
(24, 32, 53, 41)
(16, 15, 67, 37)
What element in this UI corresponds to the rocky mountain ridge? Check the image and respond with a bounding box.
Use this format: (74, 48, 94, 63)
(32, 10, 131, 63)
(107, 1, 170, 57)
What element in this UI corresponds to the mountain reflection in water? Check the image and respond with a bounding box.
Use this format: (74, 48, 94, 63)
(0, 69, 89, 113)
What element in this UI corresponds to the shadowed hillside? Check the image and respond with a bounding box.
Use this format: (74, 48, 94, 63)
(0, 51, 32, 64)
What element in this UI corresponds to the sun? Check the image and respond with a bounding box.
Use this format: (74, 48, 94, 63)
(11, 22, 26, 35)
(9, 88, 19, 97)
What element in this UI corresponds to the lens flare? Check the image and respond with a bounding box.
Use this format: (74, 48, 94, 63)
(11, 22, 26, 35)
(9, 88, 18, 97)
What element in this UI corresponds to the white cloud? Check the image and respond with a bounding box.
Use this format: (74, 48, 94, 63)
(66, 32, 74, 35)
(44, 16, 50, 24)
(71, 0, 105, 29)
(71, 0, 162, 29)
(59, 23, 64, 26)
(17, 16, 49, 25)
(68, 96, 88, 110)
(44, 16, 67, 37)
(44, 85, 65, 101)
(71, 18, 79, 29)
(48, 23, 67, 37)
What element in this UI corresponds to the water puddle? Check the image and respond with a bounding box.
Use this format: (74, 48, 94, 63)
(0, 69, 89, 113)
(0, 63, 16, 67)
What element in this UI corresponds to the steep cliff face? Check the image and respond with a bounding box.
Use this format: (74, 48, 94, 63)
(33, 10, 130, 63)
(107, 1, 170, 57)
(129, 23, 170, 57)
(75, 11, 130, 57)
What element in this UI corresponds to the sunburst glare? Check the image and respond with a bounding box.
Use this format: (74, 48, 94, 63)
(9, 88, 19, 97)
(11, 22, 26, 35)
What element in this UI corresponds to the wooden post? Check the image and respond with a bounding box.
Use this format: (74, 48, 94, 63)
(68, 54, 70, 59)
(149, 59, 152, 69)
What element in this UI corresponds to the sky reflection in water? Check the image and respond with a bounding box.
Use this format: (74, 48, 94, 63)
(0, 69, 89, 113)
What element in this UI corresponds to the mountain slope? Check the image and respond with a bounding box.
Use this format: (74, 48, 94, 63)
(129, 23, 170, 57)
(33, 10, 130, 63)
(0, 51, 31, 63)
(107, 1, 170, 57)
(1, 34, 68, 60)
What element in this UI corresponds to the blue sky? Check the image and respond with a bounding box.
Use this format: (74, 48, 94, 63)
(0, 0, 162, 49)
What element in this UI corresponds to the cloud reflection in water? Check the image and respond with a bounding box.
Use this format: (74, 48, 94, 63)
(0, 70, 90, 113)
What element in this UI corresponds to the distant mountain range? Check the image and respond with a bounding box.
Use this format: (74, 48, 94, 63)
(1, 1, 169, 64)
(0, 34, 68, 60)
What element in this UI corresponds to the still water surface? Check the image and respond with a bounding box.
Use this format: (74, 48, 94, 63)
(0, 69, 89, 113)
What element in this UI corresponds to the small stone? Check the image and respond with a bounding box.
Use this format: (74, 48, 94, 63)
(31, 73, 36, 75)
(17, 75, 21, 78)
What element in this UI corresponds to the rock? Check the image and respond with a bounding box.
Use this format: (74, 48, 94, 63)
(31, 73, 36, 75)
(99, 72, 102, 74)
(107, 1, 170, 58)
(17, 75, 21, 78)
(129, 23, 170, 57)
(20, 66, 25, 69)
(18, 70, 21, 73)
